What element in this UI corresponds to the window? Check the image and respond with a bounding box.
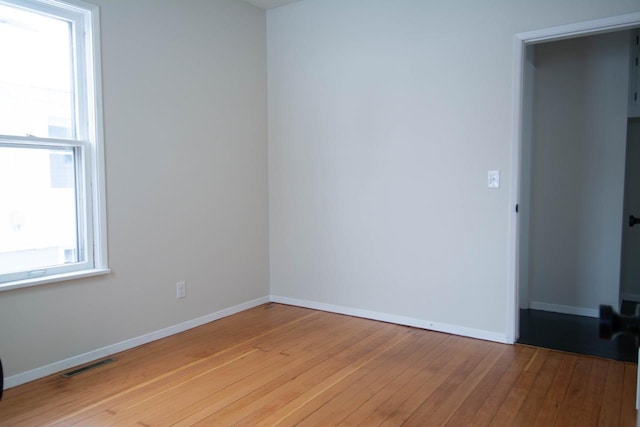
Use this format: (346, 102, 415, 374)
(0, 0, 108, 289)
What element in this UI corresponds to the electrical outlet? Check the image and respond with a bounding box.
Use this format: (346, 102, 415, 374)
(176, 281, 186, 299)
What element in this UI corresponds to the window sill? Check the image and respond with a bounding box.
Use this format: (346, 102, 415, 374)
(0, 268, 111, 292)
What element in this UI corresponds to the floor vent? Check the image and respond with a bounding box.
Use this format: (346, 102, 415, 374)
(61, 358, 115, 378)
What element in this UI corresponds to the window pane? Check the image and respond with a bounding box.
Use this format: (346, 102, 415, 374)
(0, 4, 74, 139)
(0, 146, 80, 274)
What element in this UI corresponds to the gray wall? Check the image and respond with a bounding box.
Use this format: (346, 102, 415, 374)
(519, 46, 536, 310)
(527, 32, 629, 314)
(621, 118, 640, 298)
(268, 0, 640, 336)
(0, 0, 269, 379)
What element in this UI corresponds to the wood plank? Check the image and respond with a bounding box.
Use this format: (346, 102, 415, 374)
(532, 353, 578, 426)
(443, 346, 524, 426)
(352, 335, 470, 426)
(112, 314, 383, 426)
(581, 358, 608, 423)
(553, 356, 596, 426)
(62, 310, 375, 426)
(187, 324, 411, 426)
(0, 304, 636, 427)
(49, 305, 327, 426)
(598, 361, 625, 426)
(151, 317, 385, 426)
(510, 350, 564, 425)
(280, 330, 446, 426)
(620, 363, 638, 427)
(377, 337, 494, 426)
(465, 345, 537, 427)
(492, 371, 537, 426)
(337, 332, 452, 427)
(3, 303, 313, 425)
(402, 344, 507, 426)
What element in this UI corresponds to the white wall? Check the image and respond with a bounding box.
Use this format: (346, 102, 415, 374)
(0, 0, 268, 380)
(268, 0, 640, 339)
(528, 32, 629, 315)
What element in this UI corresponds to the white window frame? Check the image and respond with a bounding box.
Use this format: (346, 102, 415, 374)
(0, 0, 109, 291)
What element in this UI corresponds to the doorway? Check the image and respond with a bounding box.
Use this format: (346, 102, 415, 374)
(508, 13, 640, 361)
(621, 117, 640, 307)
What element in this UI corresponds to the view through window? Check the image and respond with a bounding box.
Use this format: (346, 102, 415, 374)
(0, 0, 107, 286)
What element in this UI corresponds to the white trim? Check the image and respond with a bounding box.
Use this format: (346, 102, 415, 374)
(271, 295, 508, 344)
(0, 268, 110, 292)
(621, 293, 640, 303)
(529, 301, 599, 318)
(515, 13, 640, 45)
(3, 294, 511, 390)
(508, 11, 640, 347)
(3, 296, 270, 389)
(82, 0, 108, 272)
(0, 0, 108, 286)
(506, 33, 525, 345)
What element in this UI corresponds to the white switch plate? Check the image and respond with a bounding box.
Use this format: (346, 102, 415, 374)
(488, 170, 500, 189)
(176, 281, 186, 299)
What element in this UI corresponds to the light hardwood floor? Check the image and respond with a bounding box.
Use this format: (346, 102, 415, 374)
(0, 303, 637, 426)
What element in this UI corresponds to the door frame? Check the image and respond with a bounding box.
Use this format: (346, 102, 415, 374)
(507, 12, 640, 344)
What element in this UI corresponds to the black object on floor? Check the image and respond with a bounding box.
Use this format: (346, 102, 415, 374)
(518, 305, 638, 363)
(1, 357, 3, 400)
(599, 303, 640, 343)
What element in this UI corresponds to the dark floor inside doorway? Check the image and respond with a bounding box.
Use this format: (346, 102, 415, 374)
(517, 301, 638, 363)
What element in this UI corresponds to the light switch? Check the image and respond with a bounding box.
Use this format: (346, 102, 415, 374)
(488, 170, 500, 189)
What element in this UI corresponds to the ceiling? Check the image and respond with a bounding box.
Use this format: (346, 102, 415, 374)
(243, 0, 303, 10)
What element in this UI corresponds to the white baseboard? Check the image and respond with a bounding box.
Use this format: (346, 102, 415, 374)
(4, 296, 270, 390)
(270, 295, 508, 344)
(5, 294, 512, 390)
(621, 293, 640, 303)
(529, 301, 598, 318)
